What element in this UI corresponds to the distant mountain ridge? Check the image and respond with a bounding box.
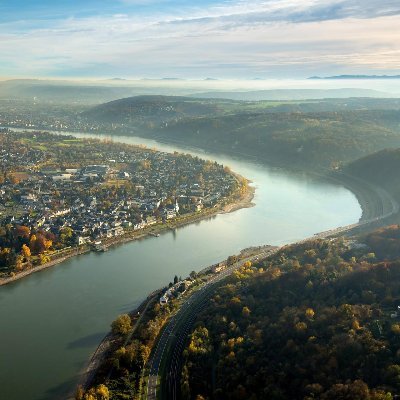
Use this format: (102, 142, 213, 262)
(189, 88, 391, 101)
(309, 75, 400, 80)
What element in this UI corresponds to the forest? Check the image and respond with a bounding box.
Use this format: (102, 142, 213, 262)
(81, 97, 400, 170)
(345, 148, 400, 202)
(180, 226, 400, 400)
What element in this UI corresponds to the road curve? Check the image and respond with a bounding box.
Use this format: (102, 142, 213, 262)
(145, 247, 279, 400)
(145, 177, 400, 400)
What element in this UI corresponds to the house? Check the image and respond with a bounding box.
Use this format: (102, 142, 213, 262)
(113, 226, 124, 236)
(212, 262, 226, 274)
(77, 236, 91, 246)
(164, 209, 176, 220)
(118, 171, 130, 179)
(82, 165, 109, 176)
(52, 174, 72, 182)
(134, 221, 145, 230)
(21, 193, 37, 203)
(171, 199, 180, 213)
(146, 216, 157, 226)
(51, 208, 71, 218)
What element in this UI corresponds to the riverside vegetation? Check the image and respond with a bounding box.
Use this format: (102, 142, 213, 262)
(69, 95, 400, 400)
(180, 227, 400, 400)
(76, 226, 400, 400)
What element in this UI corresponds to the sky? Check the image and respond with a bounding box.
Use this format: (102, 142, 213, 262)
(0, 0, 400, 79)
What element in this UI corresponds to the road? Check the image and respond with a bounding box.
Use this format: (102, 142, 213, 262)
(145, 180, 400, 400)
(145, 246, 277, 400)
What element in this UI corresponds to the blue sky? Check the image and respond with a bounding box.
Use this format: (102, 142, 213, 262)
(1, 0, 399, 79)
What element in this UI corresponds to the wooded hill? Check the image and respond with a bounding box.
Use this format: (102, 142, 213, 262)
(345, 148, 400, 200)
(82, 96, 400, 169)
(180, 227, 400, 400)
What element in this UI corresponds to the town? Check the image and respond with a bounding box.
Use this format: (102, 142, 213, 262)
(0, 129, 242, 277)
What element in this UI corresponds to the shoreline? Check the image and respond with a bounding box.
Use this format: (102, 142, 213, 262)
(1, 133, 396, 289)
(0, 174, 255, 287)
(75, 244, 275, 397)
(76, 288, 162, 397)
(0, 247, 91, 286)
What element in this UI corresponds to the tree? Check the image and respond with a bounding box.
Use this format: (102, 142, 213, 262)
(39, 254, 50, 265)
(21, 244, 31, 259)
(83, 384, 110, 400)
(75, 385, 84, 400)
(385, 365, 400, 389)
(30, 234, 52, 254)
(227, 255, 238, 266)
(391, 324, 400, 335)
(29, 234, 37, 252)
(190, 271, 197, 279)
(60, 227, 74, 245)
(14, 225, 30, 239)
(305, 308, 315, 320)
(95, 384, 109, 400)
(322, 380, 370, 400)
(242, 306, 251, 318)
(111, 314, 132, 335)
(139, 344, 151, 366)
(14, 255, 24, 271)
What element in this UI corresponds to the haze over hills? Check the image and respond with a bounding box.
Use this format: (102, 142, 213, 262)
(309, 75, 400, 80)
(0, 79, 397, 105)
(190, 88, 391, 101)
(81, 95, 400, 170)
(345, 148, 400, 200)
(0, 80, 196, 104)
(82, 95, 233, 124)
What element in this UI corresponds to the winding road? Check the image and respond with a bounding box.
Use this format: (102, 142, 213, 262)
(144, 178, 400, 400)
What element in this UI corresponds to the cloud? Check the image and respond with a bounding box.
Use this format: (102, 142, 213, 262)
(0, 0, 400, 78)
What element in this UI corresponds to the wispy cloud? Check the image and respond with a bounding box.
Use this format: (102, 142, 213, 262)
(0, 0, 399, 78)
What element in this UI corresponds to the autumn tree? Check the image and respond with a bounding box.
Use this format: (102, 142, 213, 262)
(21, 244, 31, 259)
(111, 314, 132, 335)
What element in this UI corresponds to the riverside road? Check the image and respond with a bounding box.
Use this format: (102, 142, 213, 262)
(145, 181, 400, 400)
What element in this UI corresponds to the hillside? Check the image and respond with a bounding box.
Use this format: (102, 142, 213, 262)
(180, 228, 400, 400)
(345, 148, 400, 200)
(158, 109, 400, 169)
(81, 95, 234, 124)
(82, 96, 400, 169)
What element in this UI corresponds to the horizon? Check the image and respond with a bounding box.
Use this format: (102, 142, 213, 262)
(2, 76, 400, 97)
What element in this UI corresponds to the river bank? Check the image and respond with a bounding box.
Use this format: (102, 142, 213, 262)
(1, 146, 395, 289)
(325, 172, 400, 235)
(77, 288, 162, 395)
(0, 174, 254, 287)
(94, 130, 398, 224)
(0, 247, 91, 286)
(75, 177, 400, 398)
(1, 160, 393, 289)
(0, 130, 366, 400)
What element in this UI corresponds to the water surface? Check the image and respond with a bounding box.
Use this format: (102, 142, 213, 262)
(0, 132, 361, 400)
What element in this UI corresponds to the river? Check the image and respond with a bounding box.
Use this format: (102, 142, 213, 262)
(0, 131, 361, 400)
